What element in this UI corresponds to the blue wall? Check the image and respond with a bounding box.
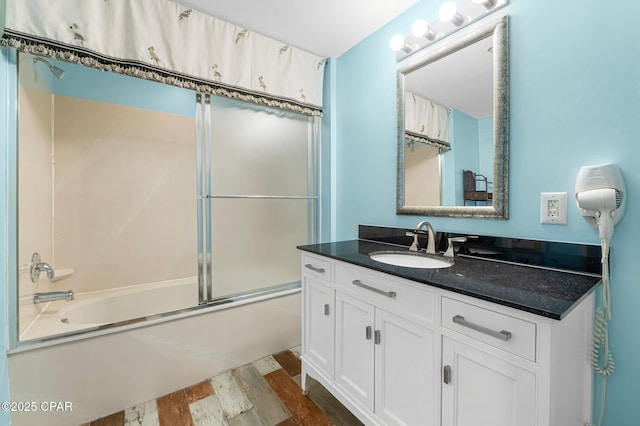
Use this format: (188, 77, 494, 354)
(450, 109, 480, 205)
(478, 117, 493, 180)
(335, 0, 640, 423)
(50, 58, 195, 117)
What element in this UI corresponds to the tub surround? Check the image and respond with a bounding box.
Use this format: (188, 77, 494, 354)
(298, 226, 601, 320)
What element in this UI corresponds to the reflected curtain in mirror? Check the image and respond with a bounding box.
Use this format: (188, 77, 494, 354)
(404, 92, 450, 206)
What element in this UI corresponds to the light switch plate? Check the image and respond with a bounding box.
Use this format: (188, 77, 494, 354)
(540, 192, 567, 225)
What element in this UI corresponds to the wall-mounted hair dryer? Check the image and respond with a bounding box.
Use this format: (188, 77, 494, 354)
(575, 163, 626, 244)
(575, 163, 626, 426)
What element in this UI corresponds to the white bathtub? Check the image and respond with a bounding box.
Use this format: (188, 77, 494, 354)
(20, 277, 198, 340)
(9, 285, 301, 426)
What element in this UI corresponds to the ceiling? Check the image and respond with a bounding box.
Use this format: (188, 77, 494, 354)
(172, 0, 420, 58)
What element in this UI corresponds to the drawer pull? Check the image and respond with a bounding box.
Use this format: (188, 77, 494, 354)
(443, 365, 451, 384)
(452, 315, 512, 341)
(324, 304, 330, 316)
(352, 280, 397, 299)
(305, 264, 325, 273)
(366, 326, 372, 340)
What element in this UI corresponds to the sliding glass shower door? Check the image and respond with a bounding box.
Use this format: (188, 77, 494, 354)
(197, 95, 319, 303)
(13, 51, 318, 344)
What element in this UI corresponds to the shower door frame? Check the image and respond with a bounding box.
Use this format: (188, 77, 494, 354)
(195, 94, 321, 305)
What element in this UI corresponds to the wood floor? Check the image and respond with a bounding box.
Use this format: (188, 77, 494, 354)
(86, 346, 363, 426)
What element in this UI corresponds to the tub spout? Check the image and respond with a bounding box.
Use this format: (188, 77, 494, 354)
(33, 290, 74, 304)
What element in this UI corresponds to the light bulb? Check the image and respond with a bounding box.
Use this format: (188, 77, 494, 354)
(439, 2, 465, 26)
(411, 19, 436, 41)
(390, 35, 414, 53)
(390, 34, 405, 51)
(411, 19, 427, 37)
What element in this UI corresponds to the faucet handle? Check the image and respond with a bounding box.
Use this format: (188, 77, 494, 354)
(444, 238, 455, 258)
(406, 231, 420, 251)
(30, 252, 42, 283)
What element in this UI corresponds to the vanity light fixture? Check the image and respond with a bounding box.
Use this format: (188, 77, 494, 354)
(439, 2, 465, 27)
(390, 34, 415, 53)
(411, 19, 437, 41)
(390, 0, 508, 60)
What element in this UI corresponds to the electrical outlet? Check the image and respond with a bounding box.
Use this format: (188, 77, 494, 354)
(540, 192, 567, 224)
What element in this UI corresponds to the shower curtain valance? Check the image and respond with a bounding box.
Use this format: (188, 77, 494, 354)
(405, 131, 451, 152)
(405, 91, 450, 145)
(1, 0, 326, 116)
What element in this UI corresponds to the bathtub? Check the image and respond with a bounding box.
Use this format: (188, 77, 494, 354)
(9, 281, 301, 426)
(20, 277, 199, 340)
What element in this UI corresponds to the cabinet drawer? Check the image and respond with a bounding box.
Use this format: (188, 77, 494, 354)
(303, 255, 332, 283)
(335, 264, 435, 325)
(442, 297, 537, 362)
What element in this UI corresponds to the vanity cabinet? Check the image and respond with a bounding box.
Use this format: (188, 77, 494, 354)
(302, 256, 334, 378)
(441, 336, 536, 426)
(440, 297, 537, 426)
(300, 253, 594, 426)
(334, 291, 435, 425)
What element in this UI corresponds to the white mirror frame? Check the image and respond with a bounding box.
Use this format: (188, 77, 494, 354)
(396, 16, 509, 219)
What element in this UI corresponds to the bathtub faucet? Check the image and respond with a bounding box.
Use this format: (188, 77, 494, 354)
(33, 290, 74, 304)
(29, 252, 55, 282)
(35, 262, 55, 280)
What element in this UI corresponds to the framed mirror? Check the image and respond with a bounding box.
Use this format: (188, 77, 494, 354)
(396, 16, 509, 219)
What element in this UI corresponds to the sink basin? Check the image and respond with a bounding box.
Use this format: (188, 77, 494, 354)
(369, 251, 453, 269)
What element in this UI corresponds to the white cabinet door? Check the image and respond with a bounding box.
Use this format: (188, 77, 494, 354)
(375, 309, 437, 426)
(442, 337, 536, 426)
(335, 291, 375, 411)
(303, 277, 334, 376)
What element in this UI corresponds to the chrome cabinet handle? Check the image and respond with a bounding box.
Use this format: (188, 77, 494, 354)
(443, 365, 451, 384)
(305, 264, 325, 273)
(324, 304, 329, 316)
(374, 330, 381, 345)
(366, 326, 372, 340)
(452, 315, 512, 341)
(352, 280, 397, 299)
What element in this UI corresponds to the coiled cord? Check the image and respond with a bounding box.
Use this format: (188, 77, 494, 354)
(592, 242, 614, 426)
(591, 307, 614, 376)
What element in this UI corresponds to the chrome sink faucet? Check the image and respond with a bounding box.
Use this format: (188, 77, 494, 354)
(407, 221, 436, 254)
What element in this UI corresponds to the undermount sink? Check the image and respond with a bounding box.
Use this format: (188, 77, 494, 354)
(369, 251, 453, 269)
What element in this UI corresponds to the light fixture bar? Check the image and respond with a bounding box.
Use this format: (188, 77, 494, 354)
(390, 0, 509, 61)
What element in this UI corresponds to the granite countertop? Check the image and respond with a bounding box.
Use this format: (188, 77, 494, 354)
(298, 239, 602, 320)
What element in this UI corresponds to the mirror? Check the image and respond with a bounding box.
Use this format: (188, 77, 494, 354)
(397, 16, 509, 219)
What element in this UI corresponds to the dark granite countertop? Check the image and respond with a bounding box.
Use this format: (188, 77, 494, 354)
(298, 239, 602, 320)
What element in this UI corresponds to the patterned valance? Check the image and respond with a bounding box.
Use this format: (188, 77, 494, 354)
(1, 0, 325, 116)
(405, 91, 449, 143)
